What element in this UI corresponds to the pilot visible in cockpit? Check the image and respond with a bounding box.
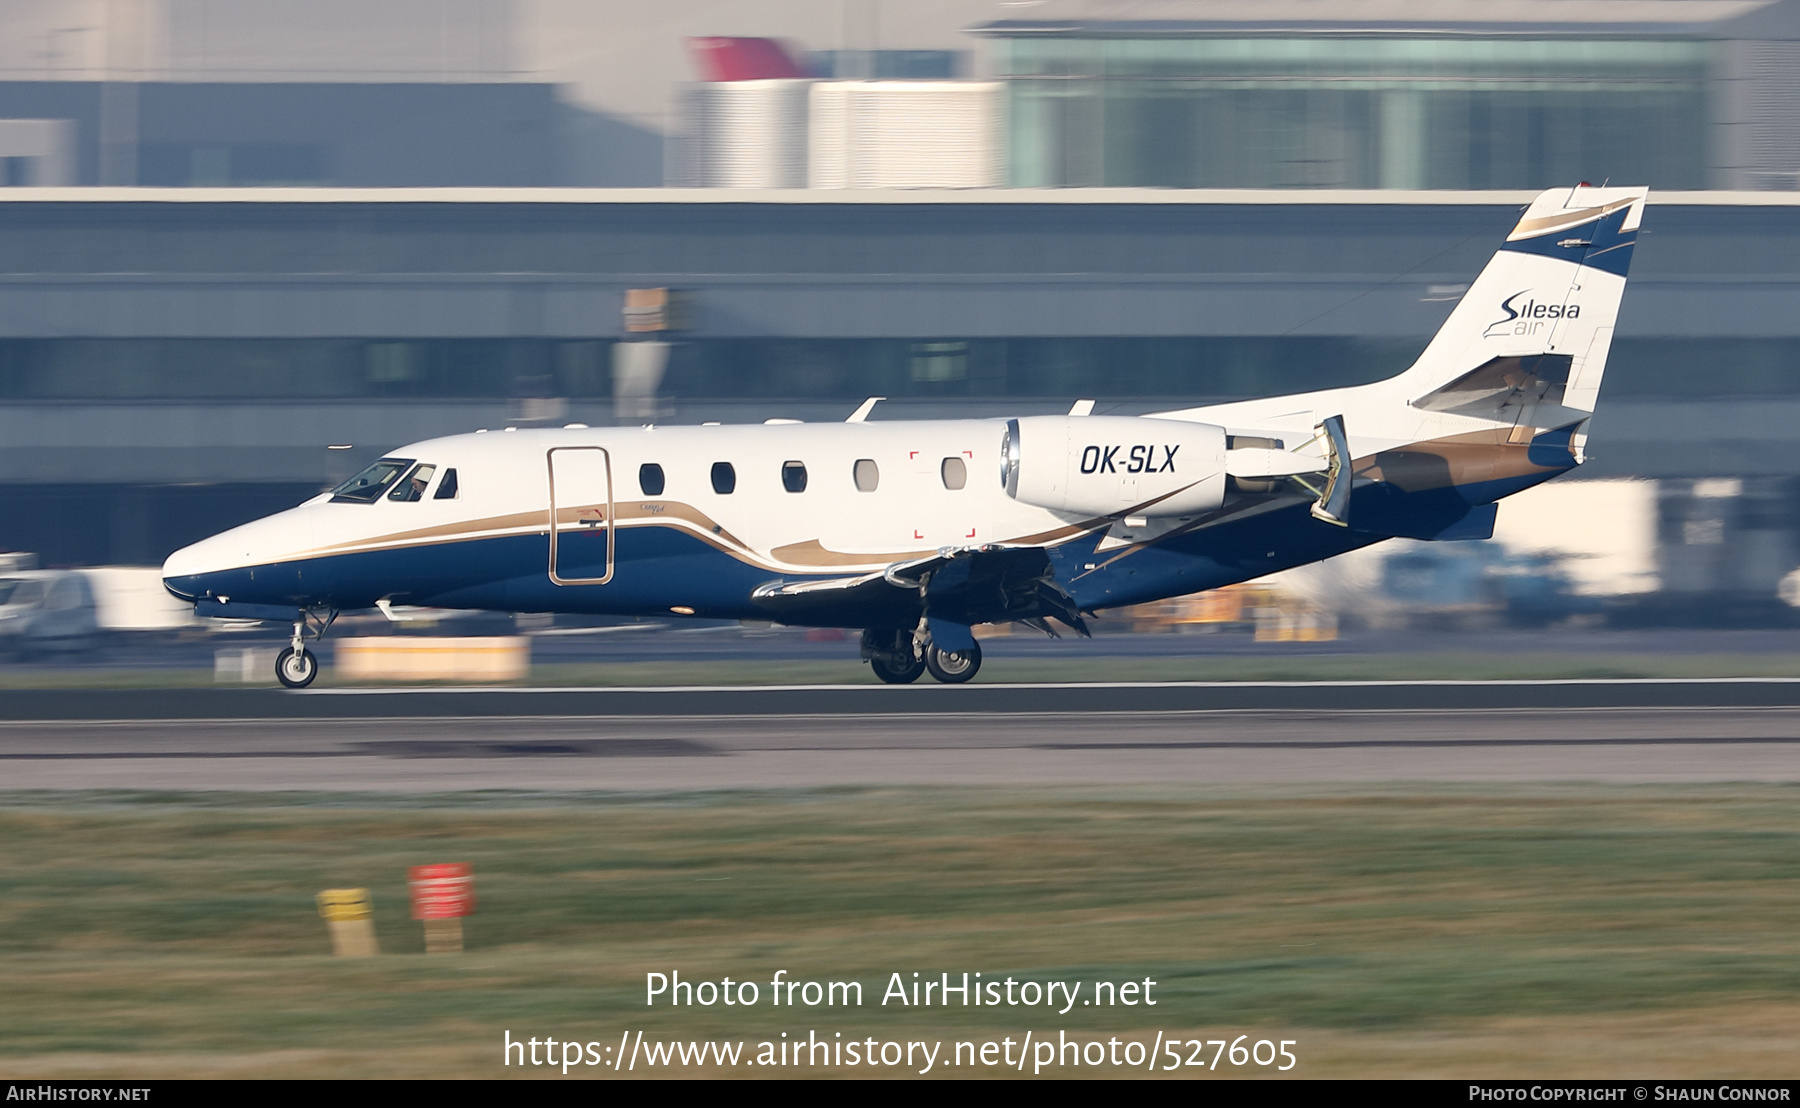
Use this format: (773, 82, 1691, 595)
(384, 462, 437, 503)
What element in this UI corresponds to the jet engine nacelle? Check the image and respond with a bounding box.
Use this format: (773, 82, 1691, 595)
(1000, 415, 1228, 518)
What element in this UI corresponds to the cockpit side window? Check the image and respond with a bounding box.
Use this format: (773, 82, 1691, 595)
(331, 458, 415, 503)
(434, 468, 459, 500)
(388, 463, 437, 502)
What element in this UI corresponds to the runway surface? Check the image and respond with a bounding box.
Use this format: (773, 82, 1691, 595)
(4, 681, 1800, 789)
(10, 678, 1800, 720)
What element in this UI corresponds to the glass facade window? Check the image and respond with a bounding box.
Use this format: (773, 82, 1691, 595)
(4, 336, 1797, 403)
(0, 339, 615, 401)
(994, 33, 1711, 189)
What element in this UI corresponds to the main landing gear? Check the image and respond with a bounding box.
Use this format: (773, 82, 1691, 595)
(924, 642, 981, 684)
(860, 628, 983, 685)
(275, 610, 337, 689)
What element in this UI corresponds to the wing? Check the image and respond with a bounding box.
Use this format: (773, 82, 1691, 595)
(750, 545, 1089, 635)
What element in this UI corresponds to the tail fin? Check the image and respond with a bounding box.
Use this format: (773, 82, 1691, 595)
(1399, 185, 1647, 418)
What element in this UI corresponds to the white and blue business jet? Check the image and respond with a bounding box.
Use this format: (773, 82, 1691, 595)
(164, 185, 1647, 687)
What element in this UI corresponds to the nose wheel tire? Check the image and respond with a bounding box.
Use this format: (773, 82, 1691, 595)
(275, 646, 319, 689)
(924, 641, 981, 684)
(869, 650, 926, 684)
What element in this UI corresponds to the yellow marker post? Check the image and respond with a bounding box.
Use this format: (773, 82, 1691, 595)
(317, 888, 380, 957)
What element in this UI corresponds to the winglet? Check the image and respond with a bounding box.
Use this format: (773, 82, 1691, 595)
(846, 397, 885, 423)
(1068, 399, 1095, 416)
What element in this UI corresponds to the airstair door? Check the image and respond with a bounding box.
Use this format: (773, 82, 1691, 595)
(547, 446, 613, 585)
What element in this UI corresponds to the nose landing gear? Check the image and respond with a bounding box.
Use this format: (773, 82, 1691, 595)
(275, 610, 336, 689)
(276, 644, 318, 688)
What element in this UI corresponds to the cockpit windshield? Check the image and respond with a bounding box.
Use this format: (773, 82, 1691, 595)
(330, 458, 415, 503)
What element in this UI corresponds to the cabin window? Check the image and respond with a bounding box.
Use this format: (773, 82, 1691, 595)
(854, 459, 879, 492)
(941, 457, 967, 490)
(330, 458, 414, 503)
(711, 461, 736, 494)
(639, 463, 665, 496)
(434, 468, 459, 499)
(387, 463, 437, 502)
(781, 461, 807, 493)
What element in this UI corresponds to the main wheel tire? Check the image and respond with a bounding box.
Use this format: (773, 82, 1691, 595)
(924, 641, 982, 684)
(870, 649, 925, 685)
(275, 645, 319, 689)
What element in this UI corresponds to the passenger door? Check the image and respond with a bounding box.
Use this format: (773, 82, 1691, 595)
(547, 446, 613, 585)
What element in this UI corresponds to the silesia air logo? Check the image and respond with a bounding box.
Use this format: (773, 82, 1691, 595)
(1483, 290, 1580, 339)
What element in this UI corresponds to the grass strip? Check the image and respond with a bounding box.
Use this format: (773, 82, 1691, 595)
(1, 785, 1798, 1076)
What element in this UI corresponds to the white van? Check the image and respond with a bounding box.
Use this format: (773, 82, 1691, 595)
(0, 571, 100, 657)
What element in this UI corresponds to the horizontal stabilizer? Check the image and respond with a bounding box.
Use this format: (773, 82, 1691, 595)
(1412, 353, 1572, 417)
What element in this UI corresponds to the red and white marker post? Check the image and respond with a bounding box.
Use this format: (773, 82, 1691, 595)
(409, 863, 475, 953)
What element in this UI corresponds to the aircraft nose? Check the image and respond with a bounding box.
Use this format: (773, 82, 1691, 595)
(162, 535, 234, 601)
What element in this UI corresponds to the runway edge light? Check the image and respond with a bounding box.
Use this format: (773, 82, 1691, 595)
(316, 888, 379, 957)
(409, 863, 475, 953)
